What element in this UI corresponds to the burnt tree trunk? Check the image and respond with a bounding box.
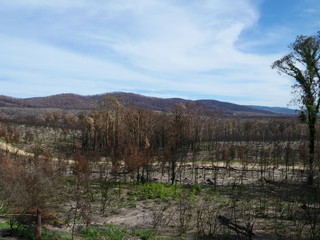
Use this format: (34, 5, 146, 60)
(35, 208, 42, 240)
(307, 118, 316, 186)
(171, 159, 176, 185)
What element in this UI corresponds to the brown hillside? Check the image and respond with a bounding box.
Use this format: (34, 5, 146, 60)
(0, 92, 276, 116)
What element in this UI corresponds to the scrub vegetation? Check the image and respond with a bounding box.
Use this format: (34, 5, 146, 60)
(0, 100, 319, 240)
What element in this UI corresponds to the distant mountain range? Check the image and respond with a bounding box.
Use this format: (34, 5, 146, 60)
(0, 92, 297, 117)
(246, 105, 298, 115)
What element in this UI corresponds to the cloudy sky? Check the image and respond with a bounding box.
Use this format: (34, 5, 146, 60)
(0, 0, 319, 106)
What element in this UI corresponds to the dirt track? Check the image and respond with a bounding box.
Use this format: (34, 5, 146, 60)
(0, 141, 76, 164)
(0, 141, 307, 171)
(0, 141, 33, 157)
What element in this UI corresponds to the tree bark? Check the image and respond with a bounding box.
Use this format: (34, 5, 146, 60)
(171, 159, 176, 185)
(34, 208, 42, 240)
(307, 119, 316, 185)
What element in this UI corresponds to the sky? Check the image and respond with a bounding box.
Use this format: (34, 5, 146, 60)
(0, 0, 319, 107)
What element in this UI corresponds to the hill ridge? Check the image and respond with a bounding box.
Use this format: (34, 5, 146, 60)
(0, 92, 283, 116)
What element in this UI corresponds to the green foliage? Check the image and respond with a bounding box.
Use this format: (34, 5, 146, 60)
(81, 224, 128, 240)
(190, 184, 202, 195)
(134, 183, 181, 200)
(133, 229, 156, 239)
(298, 111, 307, 123)
(81, 224, 163, 240)
(0, 220, 10, 229)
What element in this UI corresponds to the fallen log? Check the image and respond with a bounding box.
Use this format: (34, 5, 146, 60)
(217, 215, 254, 239)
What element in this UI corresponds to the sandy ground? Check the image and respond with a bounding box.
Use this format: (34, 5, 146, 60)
(0, 141, 76, 164)
(0, 142, 33, 157)
(100, 207, 153, 229)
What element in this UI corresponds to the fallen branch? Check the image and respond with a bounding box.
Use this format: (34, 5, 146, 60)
(217, 215, 254, 238)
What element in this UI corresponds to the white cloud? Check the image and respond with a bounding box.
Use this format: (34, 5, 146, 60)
(101, 0, 260, 72)
(0, 0, 293, 106)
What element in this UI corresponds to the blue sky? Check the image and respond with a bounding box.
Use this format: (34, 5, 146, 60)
(0, 0, 319, 107)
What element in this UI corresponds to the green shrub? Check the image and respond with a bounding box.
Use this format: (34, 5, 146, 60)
(133, 229, 156, 239)
(81, 223, 128, 240)
(134, 183, 180, 200)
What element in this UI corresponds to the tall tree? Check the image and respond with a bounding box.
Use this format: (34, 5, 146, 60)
(272, 32, 320, 185)
(166, 103, 188, 185)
